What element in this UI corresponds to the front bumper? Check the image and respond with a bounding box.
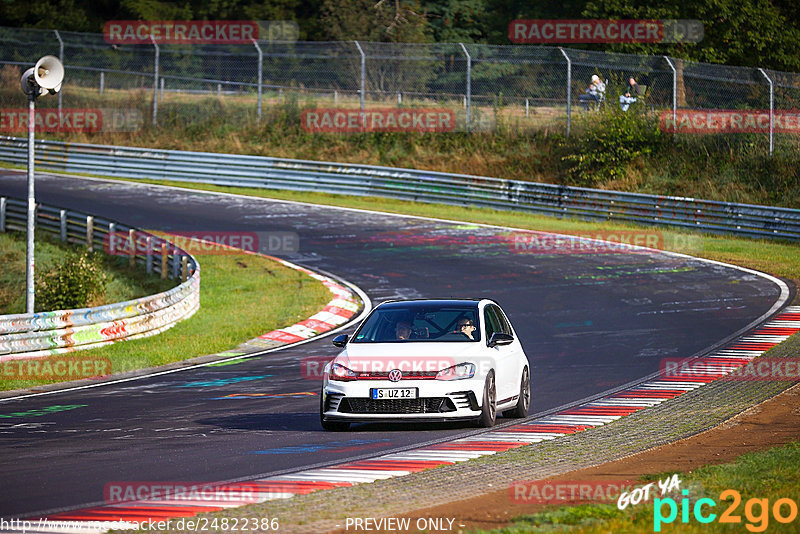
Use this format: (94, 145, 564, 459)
(321, 378, 484, 422)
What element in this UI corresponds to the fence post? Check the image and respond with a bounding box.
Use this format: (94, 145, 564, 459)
(151, 36, 159, 126)
(0, 197, 5, 233)
(99, 71, 104, 95)
(54, 30, 64, 119)
(252, 39, 263, 124)
(354, 40, 365, 111)
(558, 47, 571, 137)
(459, 43, 472, 132)
(181, 256, 188, 282)
(525, 98, 529, 117)
(663, 56, 677, 142)
(160, 77, 165, 99)
(758, 68, 774, 156)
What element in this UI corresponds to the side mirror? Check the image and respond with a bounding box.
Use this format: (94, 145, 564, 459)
(488, 332, 514, 348)
(332, 334, 349, 348)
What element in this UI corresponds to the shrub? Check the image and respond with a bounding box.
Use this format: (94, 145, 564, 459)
(562, 106, 664, 186)
(36, 251, 107, 311)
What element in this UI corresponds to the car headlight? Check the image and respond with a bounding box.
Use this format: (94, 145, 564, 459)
(436, 362, 475, 381)
(330, 363, 358, 381)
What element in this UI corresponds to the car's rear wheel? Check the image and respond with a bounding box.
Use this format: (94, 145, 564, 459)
(320, 388, 349, 431)
(477, 371, 496, 427)
(506, 367, 530, 418)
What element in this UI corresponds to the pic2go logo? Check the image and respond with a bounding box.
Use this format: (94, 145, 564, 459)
(654, 489, 798, 532)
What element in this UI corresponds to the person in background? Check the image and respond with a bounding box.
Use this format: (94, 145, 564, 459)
(578, 74, 606, 110)
(619, 77, 639, 111)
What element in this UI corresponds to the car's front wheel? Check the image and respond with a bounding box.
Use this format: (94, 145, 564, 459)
(477, 371, 496, 427)
(506, 366, 530, 418)
(320, 388, 349, 431)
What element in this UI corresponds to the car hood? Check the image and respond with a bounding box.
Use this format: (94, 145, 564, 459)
(333, 342, 486, 373)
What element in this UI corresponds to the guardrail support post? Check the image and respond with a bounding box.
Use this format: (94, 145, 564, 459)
(151, 36, 159, 127)
(172, 254, 181, 279)
(161, 242, 168, 279)
(0, 198, 5, 233)
(128, 229, 136, 267)
(459, 43, 472, 132)
(146, 236, 153, 274)
(252, 39, 263, 125)
(758, 68, 774, 156)
(354, 40, 365, 112)
(86, 215, 93, 252)
(664, 56, 677, 142)
(59, 210, 67, 242)
(558, 47, 571, 137)
(108, 222, 115, 253)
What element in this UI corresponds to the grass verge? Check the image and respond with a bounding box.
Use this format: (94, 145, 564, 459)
(478, 441, 800, 533)
(0, 245, 332, 391)
(0, 230, 175, 313)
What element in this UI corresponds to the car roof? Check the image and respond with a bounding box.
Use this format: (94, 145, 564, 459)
(375, 298, 492, 309)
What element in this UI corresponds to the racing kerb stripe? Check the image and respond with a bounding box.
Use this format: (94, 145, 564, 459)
(23, 306, 800, 532)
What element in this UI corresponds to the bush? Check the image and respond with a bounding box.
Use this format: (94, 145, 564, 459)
(562, 106, 664, 186)
(36, 251, 107, 311)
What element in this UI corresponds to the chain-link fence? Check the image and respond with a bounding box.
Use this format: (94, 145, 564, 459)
(2, 25, 800, 155)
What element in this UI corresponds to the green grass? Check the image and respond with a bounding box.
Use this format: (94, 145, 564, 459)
(0, 240, 332, 391)
(476, 441, 800, 533)
(0, 230, 175, 313)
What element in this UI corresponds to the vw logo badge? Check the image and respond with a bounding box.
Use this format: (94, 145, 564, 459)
(388, 369, 402, 382)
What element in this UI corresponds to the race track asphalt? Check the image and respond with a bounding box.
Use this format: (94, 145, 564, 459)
(0, 171, 786, 517)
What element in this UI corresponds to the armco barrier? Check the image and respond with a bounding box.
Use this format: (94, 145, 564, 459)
(0, 197, 200, 360)
(1, 137, 798, 240)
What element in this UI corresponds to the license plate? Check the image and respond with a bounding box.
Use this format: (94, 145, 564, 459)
(371, 388, 417, 400)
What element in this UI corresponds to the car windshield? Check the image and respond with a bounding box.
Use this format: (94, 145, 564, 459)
(352, 304, 481, 343)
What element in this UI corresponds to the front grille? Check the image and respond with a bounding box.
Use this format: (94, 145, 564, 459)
(356, 371, 437, 380)
(339, 397, 457, 414)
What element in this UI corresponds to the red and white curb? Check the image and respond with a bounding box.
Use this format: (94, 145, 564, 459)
(234, 259, 361, 352)
(14, 306, 800, 533)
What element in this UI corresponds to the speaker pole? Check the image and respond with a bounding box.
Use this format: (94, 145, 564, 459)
(26, 91, 35, 313)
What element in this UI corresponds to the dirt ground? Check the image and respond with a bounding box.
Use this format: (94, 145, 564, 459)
(388, 381, 800, 532)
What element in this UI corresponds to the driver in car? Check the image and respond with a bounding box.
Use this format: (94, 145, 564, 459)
(457, 319, 477, 340)
(395, 321, 412, 340)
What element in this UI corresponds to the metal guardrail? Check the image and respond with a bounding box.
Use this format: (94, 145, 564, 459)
(0, 196, 200, 359)
(0, 137, 798, 241)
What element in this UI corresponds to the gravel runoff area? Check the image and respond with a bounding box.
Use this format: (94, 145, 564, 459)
(161, 326, 800, 534)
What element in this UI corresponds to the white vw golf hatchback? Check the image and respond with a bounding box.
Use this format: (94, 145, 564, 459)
(320, 299, 530, 431)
